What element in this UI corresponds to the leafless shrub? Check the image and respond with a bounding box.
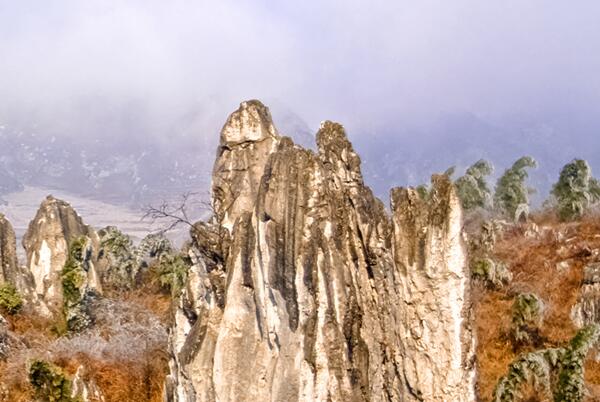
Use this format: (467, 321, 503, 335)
(51, 298, 167, 364)
(142, 191, 212, 236)
(0, 297, 168, 400)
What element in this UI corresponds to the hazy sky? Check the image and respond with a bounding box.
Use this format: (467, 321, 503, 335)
(1, 1, 600, 144)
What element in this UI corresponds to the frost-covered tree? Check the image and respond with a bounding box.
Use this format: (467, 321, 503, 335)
(154, 253, 190, 297)
(62, 236, 95, 332)
(511, 293, 544, 346)
(471, 258, 512, 289)
(555, 324, 600, 401)
(551, 159, 600, 221)
(493, 324, 600, 402)
(455, 159, 494, 211)
(493, 347, 564, 402)
(98, 226, 138, 290)
(494, 156, 537, 221)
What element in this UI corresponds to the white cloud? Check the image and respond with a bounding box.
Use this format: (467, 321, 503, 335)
(0, 0, 599, 138)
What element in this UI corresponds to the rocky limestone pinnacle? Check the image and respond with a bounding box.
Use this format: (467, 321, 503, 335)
(22, 195, 102, 314)
(0, 213, 35, 299)
(167, 101, 476, 402)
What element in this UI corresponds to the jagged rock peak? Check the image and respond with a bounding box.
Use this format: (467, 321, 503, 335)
(212, 100, 282, 230)
(316, 120, 365, 188)
(219, 99, 279, 145)
(316, 120, 348, 146)
(316, 121, 354, 156)
(0, 213, 19, 285)
(22, 195, 101, 314)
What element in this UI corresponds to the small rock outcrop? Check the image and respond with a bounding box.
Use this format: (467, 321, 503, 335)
(166, 101, 476, 402)
(71, 365, 105, 402)
(572, 263, 600, 327)
(97, 226, 138, 290)
(22, 196, 102, 314)
(0, 313, 10, 358)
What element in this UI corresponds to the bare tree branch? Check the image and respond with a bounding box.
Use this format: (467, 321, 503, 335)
(141, 191, 213, 235)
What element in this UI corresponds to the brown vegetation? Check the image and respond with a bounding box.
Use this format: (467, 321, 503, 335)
(474, 213, 600, 401)
(0, 285, 171, 402)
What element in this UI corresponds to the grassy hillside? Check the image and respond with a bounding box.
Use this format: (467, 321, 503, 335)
(474, 212, 600, 400)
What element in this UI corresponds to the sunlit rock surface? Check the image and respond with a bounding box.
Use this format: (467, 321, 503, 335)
(391, 177, 476, 401)
(211, 100, 280, 230)
(71, 364, 105, 402)
(166, 101, 476, 402)
(22, 196, 102, 314)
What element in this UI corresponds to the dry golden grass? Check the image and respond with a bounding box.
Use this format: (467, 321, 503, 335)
(119, 289, 172, 325)
(53, 351, 168, 402)
(474, 213, 600, 401)
(0, 283, 171, 402)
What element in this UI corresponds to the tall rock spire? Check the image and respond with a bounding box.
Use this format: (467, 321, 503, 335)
(167, 101, 476, 402)
(391, 175, 476, 401)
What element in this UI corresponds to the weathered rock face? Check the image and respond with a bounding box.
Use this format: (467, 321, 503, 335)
(391, 178, 476, 401)
(97, 226, 138, 291)
(0, 214, 19, 285)
(167, 101, 476, 402)
(22, 196, 102, 314)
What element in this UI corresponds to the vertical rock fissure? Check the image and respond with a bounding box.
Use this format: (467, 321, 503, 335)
(166, 101, 476, 402)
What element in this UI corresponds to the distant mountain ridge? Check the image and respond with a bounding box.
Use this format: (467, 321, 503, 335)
(1, 107, 599, 209)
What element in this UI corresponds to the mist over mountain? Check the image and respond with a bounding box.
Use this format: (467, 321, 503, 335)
(2, 104, 598, 211)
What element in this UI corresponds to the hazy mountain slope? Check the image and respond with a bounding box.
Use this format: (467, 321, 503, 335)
(354, 112, 600, 204)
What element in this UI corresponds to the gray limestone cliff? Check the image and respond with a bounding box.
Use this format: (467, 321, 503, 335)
(22, 196, 102, 315)
(166, 101, 476, 402)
